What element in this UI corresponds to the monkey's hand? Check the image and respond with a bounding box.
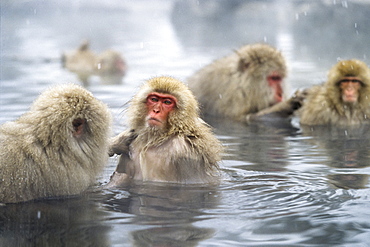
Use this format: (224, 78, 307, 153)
(109, 140, 129, 156)
(246, 89, 308, 123)
(287, 89, 308, 112)
(104, 172, 130, 188)
(108, 130, 136, 156)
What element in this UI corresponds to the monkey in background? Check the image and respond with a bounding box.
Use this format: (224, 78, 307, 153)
(0, 84, 112, 203)
(106, 76, 223, 187)
(187, 43, 301, 123)
(95, 50, 127, 84)
(299, 59, 370, 126)
(62, 41, 127, 85)
(62, 41, 96, 84)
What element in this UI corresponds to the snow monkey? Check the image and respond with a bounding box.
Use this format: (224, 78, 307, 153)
(95, 49, 127, 84)
(0, 84, 112, 203)
(186, 43, 302, 122)
(62, 41, 96, 84)
(300, 59, 370, 126)
(62, 41, 126, 85)
(107, 76, 223, 187)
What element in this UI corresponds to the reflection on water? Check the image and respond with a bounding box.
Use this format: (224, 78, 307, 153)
(0, 195, 110, 246)
(131, 226, 214, 247)
(1, 0, 370, 246)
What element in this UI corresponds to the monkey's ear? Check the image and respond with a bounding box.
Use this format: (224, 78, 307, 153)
(72, 118, 86, 138)
(237, 59, 249, 72)
(79, 41, 89, 51)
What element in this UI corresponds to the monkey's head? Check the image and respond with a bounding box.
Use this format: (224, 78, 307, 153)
(326, 59, 370, 105)
(128, 76, 199, 135)
(61, 40, 96, 79)
(95, 50, 126, 75)
(28, 84, 112, 147)
(235, 43, 287, 103)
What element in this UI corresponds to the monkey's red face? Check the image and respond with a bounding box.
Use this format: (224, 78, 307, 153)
(267, 72, 283, 103)
(146, 92, 177, 128)
(338, 77, 362, 103)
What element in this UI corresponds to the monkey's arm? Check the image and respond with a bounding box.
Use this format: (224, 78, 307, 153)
(104, 150, 133, 188)
(105, 140, 133, 188)
(108, 129, 137, 156)
(104, 171, 130, 188)
(246, 89, 307, 122)
(106, 130, 137, 188)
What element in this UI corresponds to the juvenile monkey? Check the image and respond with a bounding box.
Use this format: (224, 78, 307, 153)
(299, 59, 370, 126)
(107, 76, 223, 186)
(0, 84, 112, 203)
(187, 43, 298, 122)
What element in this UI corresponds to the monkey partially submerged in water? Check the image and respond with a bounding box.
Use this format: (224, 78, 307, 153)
(0, 84, 112, 203)
(300, 59, 370, 126)
(62, 41, 126, 85)
(107, 76, 223, 186)
(187, 43, 298, 122)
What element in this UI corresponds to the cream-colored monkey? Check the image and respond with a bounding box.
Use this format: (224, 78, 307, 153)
(0, 84, 112, 203)
(107, 76, 223, 186)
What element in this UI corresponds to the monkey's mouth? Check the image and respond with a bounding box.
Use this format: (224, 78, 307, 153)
(147, 117, 162, 126)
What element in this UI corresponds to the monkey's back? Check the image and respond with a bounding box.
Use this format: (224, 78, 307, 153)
(187, 54, 254, 120)
(187, 45, 286, 121)
(0, 122, 102, 203)
(0, 84, 111, 203)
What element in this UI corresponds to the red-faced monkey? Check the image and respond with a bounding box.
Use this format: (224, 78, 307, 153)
(0, 84, 112, 203)
(187, 43, 296, 122)
(300, 59, 370, 126)
(107, 76, 223, 187)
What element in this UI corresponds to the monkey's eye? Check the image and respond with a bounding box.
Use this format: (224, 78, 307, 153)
(269, 76, 282, 81)
(149, 97, 159, 102)
(338, 79, 363, 86)
(351, 79, 362, 84)
(163, 99, 173, 105)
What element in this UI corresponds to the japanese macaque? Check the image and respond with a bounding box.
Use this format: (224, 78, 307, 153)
(187, 43, 301, 122)
(95, 50, 127, 84)
(62, 41, 126, 85)
(107, 76, 223, 187)
(0, 84, 112, 203)
(62, 41, 96, 84)
(299, 59, 370, 126)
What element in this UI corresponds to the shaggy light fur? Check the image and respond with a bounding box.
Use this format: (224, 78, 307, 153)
(0, 84, 112, 203)
(300, 59, 370, 126)
(187, 43, 287, 121)
(109, 76, 223, 184)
